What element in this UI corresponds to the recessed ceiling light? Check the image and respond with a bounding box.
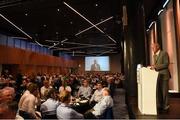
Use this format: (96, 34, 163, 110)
(57, 8, 60, 12)
(56, 32, 59, 34)
(43, 24, 47, 27)
(70, 21, 73, 24)
(95, 3, 98, 7)
(25, 13, 28, 16)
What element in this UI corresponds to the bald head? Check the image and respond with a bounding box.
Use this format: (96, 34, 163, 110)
(152, 43, 160, 54)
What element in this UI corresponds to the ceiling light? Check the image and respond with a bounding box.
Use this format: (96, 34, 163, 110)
(148, 21, 155, 29)
(56, 32, 59, 34)
(25, 13, 28, 16)
(95, 4, 98, 7)
(57, 8, 60, 12)
(43, 24, 47, 27)
(70, 21, 73, 24)
(158, 9, 164, 16)
(163, 0, 170, 8)
(146, 29, 150, 32)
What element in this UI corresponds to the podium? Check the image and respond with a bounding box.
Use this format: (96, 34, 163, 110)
(137, 67, 159, 115)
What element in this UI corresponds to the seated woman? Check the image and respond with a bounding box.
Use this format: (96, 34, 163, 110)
(40, 88, 60, 119)
(59, 80, 72, 93)
(84, 88, 114, 119)
(56, 90, 83, 119)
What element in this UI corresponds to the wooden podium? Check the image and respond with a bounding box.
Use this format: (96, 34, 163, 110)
(137, 67, 159, 115)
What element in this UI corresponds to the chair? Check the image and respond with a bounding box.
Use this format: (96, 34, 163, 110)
(101, 107, 114, 119)
(42, 114, 57, 119)
(41, 111, 57, 119)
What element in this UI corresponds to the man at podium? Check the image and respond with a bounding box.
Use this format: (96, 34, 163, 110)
(91, 59, 101, 71)
(150, 43, 171, 112)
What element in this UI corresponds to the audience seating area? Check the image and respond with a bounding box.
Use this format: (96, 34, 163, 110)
(0, 70, 125, 119)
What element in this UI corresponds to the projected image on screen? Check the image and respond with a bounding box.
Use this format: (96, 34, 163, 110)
(85, 56, 110, 71)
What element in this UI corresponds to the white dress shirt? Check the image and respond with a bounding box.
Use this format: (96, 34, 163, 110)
(18, 91, 37, 118)
(92, 95, 113, 116)
(40, 86, 52, 97)
(40, 98, 60, 115)
(90, 89, 103, 102)
(56, 103, 83, 119)
(59, 86, 72, 93)
(78, 86, 92, 99)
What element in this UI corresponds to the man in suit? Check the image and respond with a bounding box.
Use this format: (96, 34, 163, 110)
(151, 43, 171, 112)
(91, 60, 101, 71)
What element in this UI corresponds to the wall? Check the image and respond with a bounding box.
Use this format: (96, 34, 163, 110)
(159, 0, 179, 91)
(174, 0, 180, 91)
(0, 45, 77, 76)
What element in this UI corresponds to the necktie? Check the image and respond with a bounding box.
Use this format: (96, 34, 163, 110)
(154, 55, 158, 63)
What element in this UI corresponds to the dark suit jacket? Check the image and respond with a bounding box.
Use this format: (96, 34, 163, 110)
(154, 50, 171, 80)
(91, 64, 100, 71)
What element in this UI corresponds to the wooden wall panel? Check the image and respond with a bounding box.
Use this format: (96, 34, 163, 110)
(0, 45, 77, 75)
(0, 45, 77, 67)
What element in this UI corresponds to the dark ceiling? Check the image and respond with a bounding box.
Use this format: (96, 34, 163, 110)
(0, 0, 123, 56)
(0, 0, 164, 56)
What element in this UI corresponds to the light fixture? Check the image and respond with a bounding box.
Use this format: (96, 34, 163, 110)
(63, 2, 116, 43)
(148, 21, 155, 29)
(163, 0, 170, 8)
(25, 13, 28, 16)
(43, 24, 47, 27)
(57, 8, 60, 12)
(95, 4, 98, 7)
(146, 29, 150, 32)
(158, 9, 164, 16)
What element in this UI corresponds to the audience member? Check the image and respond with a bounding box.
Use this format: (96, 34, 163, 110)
(56, 90, 83, 119)
(78, 79, 92, 99)
(106, 77, 115, 97)
(0, 87, 15, 103)
(40, 79, 52, 99)
(18, 83, 40, 119)
(40, 88, 60, 119)
(84, 88, 114, 119)
(89, 82, 103, 107)
(59, 80, 72, 93)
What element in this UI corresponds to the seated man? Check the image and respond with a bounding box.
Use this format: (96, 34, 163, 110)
(18, 83, 40, 119)
(77, 79, 92, 99)
(40, 80, 52, 99)
(40, 88, 60, 119)
(84, 88, 114, 119)
(89, 82, 103, 107)
(0, 87, 15, 104)
(56, 90, 83, 119)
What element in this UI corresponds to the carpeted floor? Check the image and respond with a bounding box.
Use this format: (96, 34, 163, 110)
(113, 88, 129, 119)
